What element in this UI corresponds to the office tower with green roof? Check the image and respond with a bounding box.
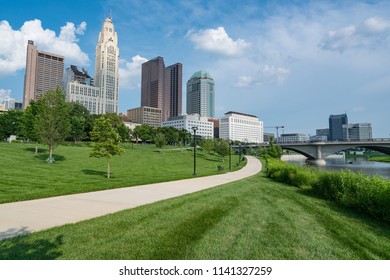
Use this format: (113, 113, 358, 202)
(186, 70, 215, 118)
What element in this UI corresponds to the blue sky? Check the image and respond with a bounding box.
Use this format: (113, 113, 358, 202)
(1, 0, 389, 137)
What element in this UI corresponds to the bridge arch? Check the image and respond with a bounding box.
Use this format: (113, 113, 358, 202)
(278, 141, 390, 165)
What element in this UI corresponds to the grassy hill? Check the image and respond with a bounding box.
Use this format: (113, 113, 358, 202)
(0, 142, 241, 204)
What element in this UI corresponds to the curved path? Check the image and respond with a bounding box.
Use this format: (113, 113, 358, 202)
(0, 156, 261, 241)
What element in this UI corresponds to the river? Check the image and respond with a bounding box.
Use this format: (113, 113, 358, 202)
(283, 155, 390, 179)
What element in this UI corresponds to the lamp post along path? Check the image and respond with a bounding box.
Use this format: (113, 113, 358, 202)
(192, 126, 198, 176)
(229, 140, 232, 170)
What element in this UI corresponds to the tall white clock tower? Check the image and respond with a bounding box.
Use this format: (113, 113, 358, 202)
(94, 15, 119, 113)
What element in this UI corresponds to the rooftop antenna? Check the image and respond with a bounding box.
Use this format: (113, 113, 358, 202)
(109, 9, 112, 19)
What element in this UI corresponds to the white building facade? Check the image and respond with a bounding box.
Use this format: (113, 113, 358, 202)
(279, 133, 309, 143)
(2, 97, 23, 110)
(219, 111, 264, 143)
(66, 82, 101, 114)
(94, 16, 119, 113)
(342, 123, 373, 141)
(162, 114, 214, 138)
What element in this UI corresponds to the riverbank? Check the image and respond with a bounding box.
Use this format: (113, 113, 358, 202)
(266, 158, 390, 223)
(369, 156, 390, 163)
(281, 154, 344, 161)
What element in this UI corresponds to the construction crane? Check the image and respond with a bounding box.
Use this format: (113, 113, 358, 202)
(265, 126, 285, 142)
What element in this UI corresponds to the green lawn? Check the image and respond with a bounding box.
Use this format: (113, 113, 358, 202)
(0, 142, 243, 204)
(1, 171, 390, 260)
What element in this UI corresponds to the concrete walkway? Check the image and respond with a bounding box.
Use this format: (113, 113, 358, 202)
(0, 156, 261, 241)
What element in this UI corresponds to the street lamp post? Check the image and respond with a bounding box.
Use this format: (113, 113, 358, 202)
(192, 126, 198, 176)
(229, 140, 232, 170)
(238, 143, 241, 165)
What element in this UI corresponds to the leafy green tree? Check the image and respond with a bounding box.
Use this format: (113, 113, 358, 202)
(35, 88, 71, 163)
(132, 126, 141, 144)
(154, 132, 166, 150)
(214, 139, 230, 161)
(68, 102, 91, 142)
(0, 109, 24, 140)
(117, 123, 130, 142)
(90, 116, 124, 178)
(101, 112, 129, 142)
(178, 128, 191, 146)
(157, 126, 179, 145)
(20, 100, 41, 153)
(104, 112, 123, 130)
(259, 137, 283, 159)
(201, 138, 214, 155)
(69, 116, 86, 142)
(134, 124, 154, 142)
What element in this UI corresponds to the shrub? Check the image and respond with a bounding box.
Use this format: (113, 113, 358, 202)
(265, 158, 316, 188)
(266, 159, 390, 222)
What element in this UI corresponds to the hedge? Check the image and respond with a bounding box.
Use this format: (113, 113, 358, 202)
(265, 158, 390, 222)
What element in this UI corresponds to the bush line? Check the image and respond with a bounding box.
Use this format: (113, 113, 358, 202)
(265, 158, 390, 222)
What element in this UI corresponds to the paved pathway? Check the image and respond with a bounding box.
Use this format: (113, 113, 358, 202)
(0, 156, 261, 241)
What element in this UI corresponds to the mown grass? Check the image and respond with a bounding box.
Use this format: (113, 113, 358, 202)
(0, 142, 243, 204)
(1, 171, 390, 260)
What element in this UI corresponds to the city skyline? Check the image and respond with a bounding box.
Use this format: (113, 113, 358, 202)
(1, 0, 390, 137)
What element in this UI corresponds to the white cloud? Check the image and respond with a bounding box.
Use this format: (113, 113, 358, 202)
(352, 106, 365, 113)
(187, 26, 250, 56)
(258, 65, 290, 85)
(233, 65, 290, 88)
(0, 89, 11, 103)
(234, 76, 255, 88)
(0, 19, 89, 77)
(320, 17, 390, 52)
(363, 17, 390, 33)
(119, 55, 148, 90)
(320, 25, 358, 51)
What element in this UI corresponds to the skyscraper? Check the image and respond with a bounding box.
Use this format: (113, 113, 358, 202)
(94, 16, 119, 114)
(166, 63, 182, 119)
(186, 70, 215, 118)
(329, 113, 348, 141)
(23, 40, 64, 109)
(141, 56, 166, 115)
(141, 57, 182, 121)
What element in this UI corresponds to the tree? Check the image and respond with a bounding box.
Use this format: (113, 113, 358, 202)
(20, 100, 41, 153)
(201, 138, 214, 156)
(104, 112, 123, 130)
(69, 116, 86, 142)
(214, 139, 230, 161)
(157, 126, 179, 145)
(132, 126, 141, 144)
(133, 124, 154, 142)
(178, 128, 191, 146)
(259, 137, 283, 159)
(0, 109, 23, 140)
(117, 123, 130, 142)
(90, 116, 124, 178)
(35, 88, 71, 162)
(68, 102, 91, 142)
(154, 132, 166, 150)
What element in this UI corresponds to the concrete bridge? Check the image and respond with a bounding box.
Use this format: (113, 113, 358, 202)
(278, 140, 390, 165)
(238, 140, 390, 166)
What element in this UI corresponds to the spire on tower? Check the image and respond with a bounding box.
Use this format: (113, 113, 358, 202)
(109, 9, 112, 19)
